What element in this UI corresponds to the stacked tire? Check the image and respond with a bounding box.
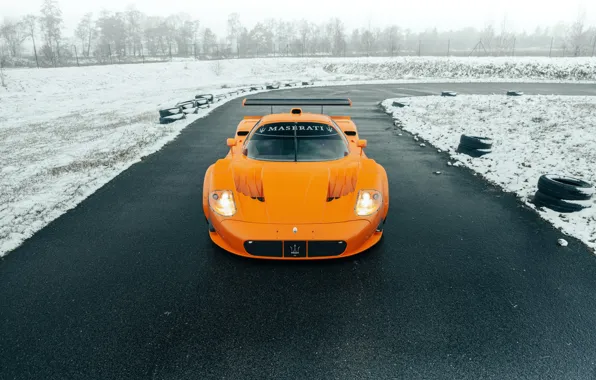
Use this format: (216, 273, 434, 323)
(533, 175, 594, 213)
(457, 134, 492, 157)
(158, 106, 186, 124)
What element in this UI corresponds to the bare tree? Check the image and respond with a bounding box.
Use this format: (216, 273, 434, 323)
(39, 0, 63, 65)
(312, 23, 330, 55)
(227, 13, 241, 54)
(297, 19, 311, 56)
(202, 28, 217, 56)
(125, 7, 143, 56)
(361, 29, 375, 56)
(0, 18, 27, 57)
(566, 8, 587, 56)
(480, 23, 495, 53)
(96, 11, 127, 58)
(275, 20, 292, 56)
(162, 13, 198, 57)
(248, 22, 273, 56)
(22, 15, 39, 67)
(75, 13, 95, 57)
(0, 52, 7, 86)
(327, 18, 346, 56)
(381, 25, 401, 56)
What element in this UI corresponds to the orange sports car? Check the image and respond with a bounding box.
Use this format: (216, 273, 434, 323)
(202, 98, 389, 259)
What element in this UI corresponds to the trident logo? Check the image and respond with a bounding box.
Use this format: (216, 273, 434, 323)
(289, 244, 300, 256)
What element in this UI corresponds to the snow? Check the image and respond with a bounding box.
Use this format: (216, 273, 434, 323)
(382, 94, 596, 252)
(1, 56, 596, 257)
(320, 56, 596, 81)
(558, 239, 569, 247)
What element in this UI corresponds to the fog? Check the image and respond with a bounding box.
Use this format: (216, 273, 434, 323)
(1, 0, 596, 68)
(4, 0, 596, 35)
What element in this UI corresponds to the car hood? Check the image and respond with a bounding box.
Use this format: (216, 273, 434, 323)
(231, 160, 361, 224)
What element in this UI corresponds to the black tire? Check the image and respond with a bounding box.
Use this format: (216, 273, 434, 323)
(195, 94, 214, 102)
(441, 91, 457, 97)
(456, 145, 492, 157)
(159, 114, 186, 124)
(459, 134, 493, 150)
(506, 91, 523, 96)
(537, 174, 594, 201)
(159, 117, 175, 124)
(533, 191, 590, 213)
(158, 107, 182, 118)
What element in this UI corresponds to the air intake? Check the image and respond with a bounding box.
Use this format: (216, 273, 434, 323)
(290, 108, 302, 115)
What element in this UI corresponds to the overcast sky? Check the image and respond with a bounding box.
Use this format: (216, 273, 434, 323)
(3, 0, 596, 36)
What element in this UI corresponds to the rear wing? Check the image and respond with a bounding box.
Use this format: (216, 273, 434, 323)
(242, 98, 352, 113)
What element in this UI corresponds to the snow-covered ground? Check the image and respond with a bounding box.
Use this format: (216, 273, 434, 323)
(1, 56, 596, 256)
(382, 95, 596, 251)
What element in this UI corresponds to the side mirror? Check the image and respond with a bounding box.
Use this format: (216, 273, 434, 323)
(357, 139, 367, 148)
(226, 138, 237, 147)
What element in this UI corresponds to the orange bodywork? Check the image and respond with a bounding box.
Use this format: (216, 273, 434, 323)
(202, 104, 389, 260)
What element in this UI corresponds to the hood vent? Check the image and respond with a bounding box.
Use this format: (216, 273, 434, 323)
(234, 166, 264, 198)
(327, 164, 358, 200)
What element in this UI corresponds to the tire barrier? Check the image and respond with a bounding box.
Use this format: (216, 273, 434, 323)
(265, 82, 280, 89)
(158, 106, 186, 124)
(195, 94, 214, 103)
(456, 134, 493, 157)
(158, 81, 315, 123)
(391, 100, 408, 108)
(533, 174, 594, 213)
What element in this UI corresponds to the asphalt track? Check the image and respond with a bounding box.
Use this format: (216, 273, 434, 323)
(2, 83, 596, 380)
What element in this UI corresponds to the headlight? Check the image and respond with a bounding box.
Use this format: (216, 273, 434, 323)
(354, 190, 382, 216)
(209, 190, 236, 217)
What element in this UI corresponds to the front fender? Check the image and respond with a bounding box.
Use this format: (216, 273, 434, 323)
(203, 159, 238, 219)
(356, 159, 389, 218)
(202, 164, 214, 218)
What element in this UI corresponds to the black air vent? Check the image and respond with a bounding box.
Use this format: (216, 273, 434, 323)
(308, 241, 347, 257)
(345, 131, 357, 136)
(244, 241, 283, 257)
(237, 131, 249, 136)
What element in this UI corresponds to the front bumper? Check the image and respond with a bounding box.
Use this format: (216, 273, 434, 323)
(208, 218, 382, 260)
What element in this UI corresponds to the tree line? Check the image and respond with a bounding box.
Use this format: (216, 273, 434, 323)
(1, 0, 595, 68)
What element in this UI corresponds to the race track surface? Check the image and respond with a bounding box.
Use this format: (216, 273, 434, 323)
(2, 83, 596, 379)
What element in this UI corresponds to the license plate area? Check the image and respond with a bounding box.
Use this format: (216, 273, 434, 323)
(284, 240, 307, 258)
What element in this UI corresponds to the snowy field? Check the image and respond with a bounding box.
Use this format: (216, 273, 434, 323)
(1, 56, 596, 256)
(382, 95, 596, 251)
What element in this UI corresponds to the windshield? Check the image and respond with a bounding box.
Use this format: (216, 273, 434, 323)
(244, 122, 349, 162)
